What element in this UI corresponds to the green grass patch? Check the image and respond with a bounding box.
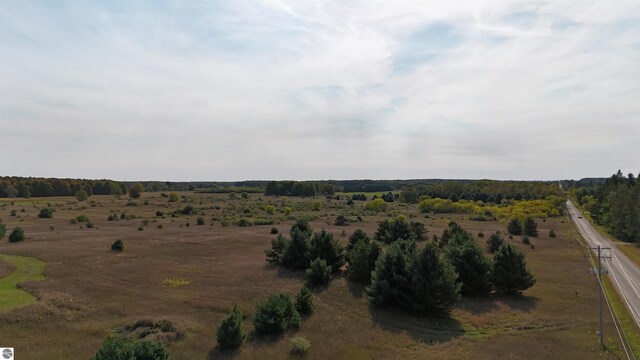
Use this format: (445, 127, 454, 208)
(0, 253, 46, 313)
(602, 275, 640, 355)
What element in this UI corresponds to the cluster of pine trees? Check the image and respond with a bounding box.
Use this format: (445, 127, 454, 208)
(578, 170, 640, 243)
(266, 218, 536, 317)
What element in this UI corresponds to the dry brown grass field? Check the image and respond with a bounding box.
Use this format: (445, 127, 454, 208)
(0, 192, 628, 359)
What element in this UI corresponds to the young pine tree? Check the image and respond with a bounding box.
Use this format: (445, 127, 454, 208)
(492, 244, 536, 294)
(216, 305, 246, 350)
(409, 243, 460, 315)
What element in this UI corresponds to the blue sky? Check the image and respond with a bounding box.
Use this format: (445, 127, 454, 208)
(1, 0, 639, 181)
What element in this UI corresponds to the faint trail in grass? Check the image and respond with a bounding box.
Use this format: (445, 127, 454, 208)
(0, 253, 46, 313)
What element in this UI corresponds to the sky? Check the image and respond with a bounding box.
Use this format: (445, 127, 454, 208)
(1, 0, 639, 182)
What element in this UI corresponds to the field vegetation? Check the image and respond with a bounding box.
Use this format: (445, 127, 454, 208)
(0, 188, 630, 359)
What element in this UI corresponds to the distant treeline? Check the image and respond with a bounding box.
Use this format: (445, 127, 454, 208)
(1, 177, 565, 201)
(404, 180, 564, 204)
(0, 177, 127, 198)
(265, 181, 336, 196)
(571, 170, 640, 243)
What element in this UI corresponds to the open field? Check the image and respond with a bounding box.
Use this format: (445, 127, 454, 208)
(0, 193, 629, 359)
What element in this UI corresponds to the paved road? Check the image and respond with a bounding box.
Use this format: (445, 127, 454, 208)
(566, 200, 640, 328)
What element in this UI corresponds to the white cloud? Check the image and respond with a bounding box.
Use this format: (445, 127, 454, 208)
(1, 0, 639, 181)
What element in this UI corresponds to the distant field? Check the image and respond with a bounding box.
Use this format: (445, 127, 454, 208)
(0, 192, 626, 359)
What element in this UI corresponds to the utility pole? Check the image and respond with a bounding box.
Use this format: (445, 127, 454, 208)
(589, 244, 611, 349)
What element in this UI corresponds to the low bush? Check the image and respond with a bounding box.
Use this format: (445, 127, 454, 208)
(38, 207, 54, 218)
(9, 227, 25, 242)
(270, 227, 279, 234)
(91, 334, 172, 360)
(111, 239, 124, 251)
(197, 217, 205, 225)
(549, 229, 556, 238)
(76, 214, 90, 223)
(290, 336, 311, 355)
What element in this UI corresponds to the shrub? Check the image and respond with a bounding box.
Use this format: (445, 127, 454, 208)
(168, 192, 179, 202)
(284, 207, 292, 215)
(128, 183, 144, 199)
(549, 229, 556, 238)
(486, 232, 505, 254)
(305, 258, 331, 288)
(75, 190, 89, 201)
(522, 235, 530, 244)
(69, 218, 77, 224)
(156, 211, 164, 217)
(216, 305, 246, 350)
(365, 198, 387, 212)
(138, 226, 144, 231)
(197, 217, 205, 225)
(253, 218, 275, 226)
(491, 244, 536, 294)
(111, 239, 124, 251)
(477, 232, 484, 238)
(265, 205, 276, 215)
(290, 336, 311, 355)
(10, 210, 16, 216)
(253, 294, 300, 335)
(91, 334, 172, 360)
(241, 192, 249, 199)
(334, 215, 349, 226)
(523, 216, 539, 236)
(270, 227, 279, 235)
(8, 227, 25, 242)
(295, 287, 314, 315)
(507, 218, 522, 235)
(0, 223, 6, 240)
(76, 214, 90, 222)
(179, 205, 196, 215)
(38, 207, 54, 218)
(311, 201, 322, 211)
(236, 218, 252, 227)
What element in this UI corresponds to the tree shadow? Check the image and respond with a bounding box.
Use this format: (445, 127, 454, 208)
(346, 280, 366, 299)
(207, 346, 240, 360)
(493, 293, 539, 312)
(275, 267, 305, 281)
(456, 295, 499, 315)
(368, 306, 465, 344)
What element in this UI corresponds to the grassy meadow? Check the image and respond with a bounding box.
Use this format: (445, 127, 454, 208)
(0, 192, 628, 359)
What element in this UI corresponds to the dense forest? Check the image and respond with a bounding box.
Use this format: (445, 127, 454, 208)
(0, 177, 126, 198)
(571, 170, 640, 243)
